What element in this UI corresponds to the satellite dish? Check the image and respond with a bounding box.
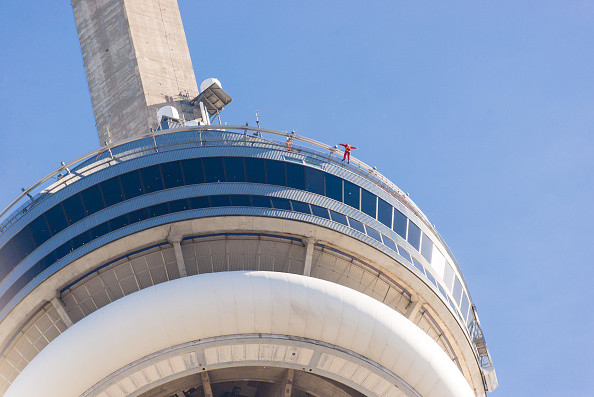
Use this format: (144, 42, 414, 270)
(200, 77, 222, 93)
(156, 105, 180, 123)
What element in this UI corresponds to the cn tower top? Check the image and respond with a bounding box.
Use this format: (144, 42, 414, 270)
(72, 0, 199, 146)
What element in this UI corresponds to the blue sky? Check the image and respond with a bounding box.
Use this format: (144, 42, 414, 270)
(1, 1, 593, 395)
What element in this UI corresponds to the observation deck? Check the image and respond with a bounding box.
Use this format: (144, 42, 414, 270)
(0, 126, 496, 396)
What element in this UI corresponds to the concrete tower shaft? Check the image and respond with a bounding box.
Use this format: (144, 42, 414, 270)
(73, 0, 199, 146)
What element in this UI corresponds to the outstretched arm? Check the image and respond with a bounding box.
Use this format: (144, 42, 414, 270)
(339, 143, 347, 148)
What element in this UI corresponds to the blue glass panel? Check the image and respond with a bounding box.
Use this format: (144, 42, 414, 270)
(203, 157, 225, 183)
(304, 167, 324, 195)
(360, 189, 376, 218)
(377, 198, 392, 228)
(45, 204, 68, 235)
(0, 241, 19, 279)
(251, 196, 272, 208)
(62, 194, 86, 225)
(109, 214, 129, 231)
(100, 176, 125, 207)
(71, 230, 91, 250)
(343, 180, 360, 209)
(140, 165, 164, 193)
(169, 199, 189, 213)
(120, 170, 144, 199)
(181, 158, 205, 184)
(452, 276, 463, 305)
(460, 293, 470, 323)
(271, 197, 291, 210)
(365, 226, 382, 242)
(189, 196, 210, 209)
(329, 210, 348, 226)
(245, 158, 266, 183)
(128, 208, 150, 223)
(425, 270, 437, 287)
(149, 202, 170, 216)
(12, 228, 35, 261)
(397, 245, 412, 263)
(230, 195, 252, 207)
(407, 221, 421, 251)
(420, 232, 433, 262)
(266, 160, 286, 186)
(382, 234, 397, 251)
(80, 185, 104, 215)
(311, 205, 330, 219)
(437, 284, 447, 299)
(54, 240, 73, 260)
(210, 195, 231, 207)
(412, 257, 425, 274)
(161, 161, 184, 188)
(286, 163, 305, 190)
(393, 209, 407, 239)
(325, 174, 342, 202)
(224, 157, 246, 182)
(291, 201, 311, 214)
(348, 217, 365, 233)
(28, 215, 51, 247)
(89, 222, 110, 239)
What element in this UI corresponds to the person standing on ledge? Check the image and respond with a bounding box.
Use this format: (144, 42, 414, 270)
(339, 143, 357, 163)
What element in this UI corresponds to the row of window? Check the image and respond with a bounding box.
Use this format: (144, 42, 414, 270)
(0, 156, 471, 324)
(0, 193, 471, 326)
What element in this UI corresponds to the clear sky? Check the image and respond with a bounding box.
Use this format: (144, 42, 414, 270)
(1, 1, 593, 396)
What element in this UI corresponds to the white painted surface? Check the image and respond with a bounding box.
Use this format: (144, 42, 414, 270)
(6, 272, 475, 397)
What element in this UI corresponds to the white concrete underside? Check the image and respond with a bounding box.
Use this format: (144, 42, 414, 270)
(6, 272, 474, 397)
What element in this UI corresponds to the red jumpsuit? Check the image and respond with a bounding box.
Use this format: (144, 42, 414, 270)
(339, 143, 357, 163)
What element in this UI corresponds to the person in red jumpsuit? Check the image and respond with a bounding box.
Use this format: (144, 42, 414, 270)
(339, 143, 357, 163)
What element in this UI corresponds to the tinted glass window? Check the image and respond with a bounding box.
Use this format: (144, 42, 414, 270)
(189, 197, 210, 209)
(203, 157, 225, 183)
(443, 261, 455, 290)
(245, 158, 266, 183)
(251, 196, 272, 208)
(425, 270, 437, 286)
(360, 189, 376, 218)
(101, 177, 125, 207)
(291, 201, 311, 214)
(343, 180, 360, 209)
(0, 242, 19, 280)
(393, 209, 407, 239)
(140, 165, 164, 193)
(128, 208, 150, 223)
(80, 185, 104, 215)
(230, 195, 251, 207)
(382, 235, 397, 251)
(28, 215, 51, 247)
(452, 276, 463, 304)
(271, 197, 291, 210)
(460, 293, 470, 323)
(169, 199, 189, 213)
(149, 203, 170, 217)
(377, 198, 392, 228)
(210, 195, 231, 207)
(119, 170, 144, 199)
(330, 210, 348, 226)
(12, 228, 35, 260)
(45, 204, 68, 235)
(109, 214, 129, 231)
(420, 232, 433, 262)
(304, 167, 324, 195)
(348, 217, 365, 233)
(54, 240, 73, 260)
(181, 158, 205, 184)
(286, 163, 305, 190)
(397, 245, 412, 263)
(161, 161, 184, 188)
(224, 157, 246, 182)
(311, 205, 330, 219)
(89, 222, 110, 240)
(71, 230, 91, 250)
(412, 257, 425, 274)
(325, 174, 342, 202)
(266, 160, 286, 186)
(365, 226, 382, 242)
(62, 194, 86, 225)
(407, 221, 421, 250)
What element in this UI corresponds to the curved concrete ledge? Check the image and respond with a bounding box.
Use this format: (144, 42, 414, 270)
(6, 271, 475, 397)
